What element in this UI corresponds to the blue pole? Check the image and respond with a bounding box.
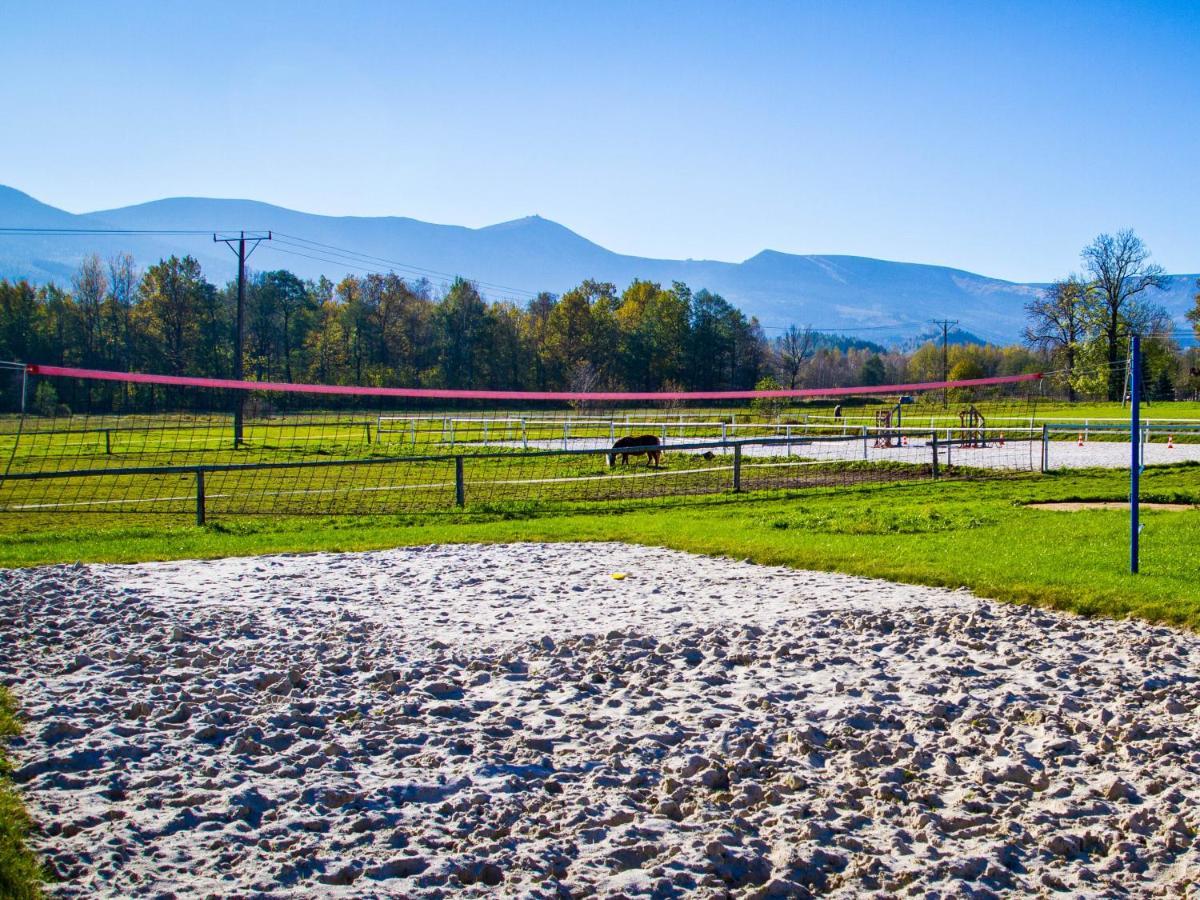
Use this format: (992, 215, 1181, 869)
(1131, 333, 1140, 574)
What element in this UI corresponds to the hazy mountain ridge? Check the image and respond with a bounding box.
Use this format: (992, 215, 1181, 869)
(0, 186, 1194, 344)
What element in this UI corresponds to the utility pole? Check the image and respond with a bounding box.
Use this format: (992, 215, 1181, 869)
(932, 319, 958, 407)
(214, 231, 271, 447)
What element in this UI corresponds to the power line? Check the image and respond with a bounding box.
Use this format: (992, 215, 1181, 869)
(0, 226, 215, 235)
(260, 244, 534, 307)
(271, 232, 541, 298)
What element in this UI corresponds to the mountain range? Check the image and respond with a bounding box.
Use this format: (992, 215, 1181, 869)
(1, 185, 1194, 345)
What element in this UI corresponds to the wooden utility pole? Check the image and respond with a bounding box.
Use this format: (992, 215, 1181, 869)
(932, 319, 958, 406)
(214, 231, 271, 446)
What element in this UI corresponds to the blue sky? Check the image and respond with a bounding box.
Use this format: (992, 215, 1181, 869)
(1, 0, 1196, 281)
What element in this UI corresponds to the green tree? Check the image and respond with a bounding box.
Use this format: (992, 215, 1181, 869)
(136, 256, 212, 375)
(0, 280, 44, 363)
(860, 354, 886, 386)
(750, 374, 784, 419)
(436, 278, 490, 388)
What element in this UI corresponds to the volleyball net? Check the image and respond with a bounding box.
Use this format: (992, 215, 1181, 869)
(0, 364, 1044, 518)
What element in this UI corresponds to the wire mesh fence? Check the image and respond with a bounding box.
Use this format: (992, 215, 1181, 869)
(0, 364, 1045, 520)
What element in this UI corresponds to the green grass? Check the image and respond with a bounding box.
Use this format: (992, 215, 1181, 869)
(0, 687, 42, 900)
(3, 464, 1199, 628)
(1032, 400, 1200, 422)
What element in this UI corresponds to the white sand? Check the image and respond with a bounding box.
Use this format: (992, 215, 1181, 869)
(3, 543, 1200, 897)
(476, 434, 1200, 472)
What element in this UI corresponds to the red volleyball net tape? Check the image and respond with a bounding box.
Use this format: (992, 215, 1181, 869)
(25, 364, 1042, 402)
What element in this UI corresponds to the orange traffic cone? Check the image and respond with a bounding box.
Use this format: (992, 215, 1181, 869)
(1077, 432, 1084, 447)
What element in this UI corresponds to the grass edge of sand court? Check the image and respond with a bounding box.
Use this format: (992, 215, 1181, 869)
(0, 686, 43, 899)
(1, 464, 1199, 627)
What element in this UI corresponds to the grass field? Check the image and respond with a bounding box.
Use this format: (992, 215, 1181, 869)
(0, 688, 42, 899)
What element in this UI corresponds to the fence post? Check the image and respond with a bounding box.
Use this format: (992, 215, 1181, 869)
(1041, 423, 1048, 473)
(786, 424, 792, 456)
(523, 418, 529, 450)
(930, 432, 939, 480)
(733, 443, 742, 493)
(862, 425, 868, 460)
(104, 429, 112, 455)
(454, 456, 465, 507)
(364, 422, 372, 445)
(195, 468, 206, 526)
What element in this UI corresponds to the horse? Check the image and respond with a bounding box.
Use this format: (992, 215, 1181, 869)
(607, 434, 663, 468)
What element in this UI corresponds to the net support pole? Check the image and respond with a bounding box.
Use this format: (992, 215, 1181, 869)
(1040, 423, 1048, 473)
(195, 468, 206, 526)
(1131, 334, 1141, 575)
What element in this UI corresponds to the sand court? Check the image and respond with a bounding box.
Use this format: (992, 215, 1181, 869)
(3, 542, 1200, 896)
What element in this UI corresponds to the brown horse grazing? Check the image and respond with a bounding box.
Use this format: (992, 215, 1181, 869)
(607, 434, 663, 467)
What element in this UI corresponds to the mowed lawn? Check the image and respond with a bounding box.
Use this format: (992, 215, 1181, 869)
(1, 463, 1198, 627)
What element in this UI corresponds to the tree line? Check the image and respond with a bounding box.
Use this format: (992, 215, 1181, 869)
(1, 230, 1196, 414)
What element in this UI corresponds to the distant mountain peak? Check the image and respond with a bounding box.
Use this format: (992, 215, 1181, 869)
(0, 185, 1195, 344)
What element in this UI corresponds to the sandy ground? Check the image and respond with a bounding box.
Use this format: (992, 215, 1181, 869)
(474, 434, 1200, 473)
(1046, 440, 1200, 470)
(475, 437, 1039, 472)
(4, 543, 1200, 898)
